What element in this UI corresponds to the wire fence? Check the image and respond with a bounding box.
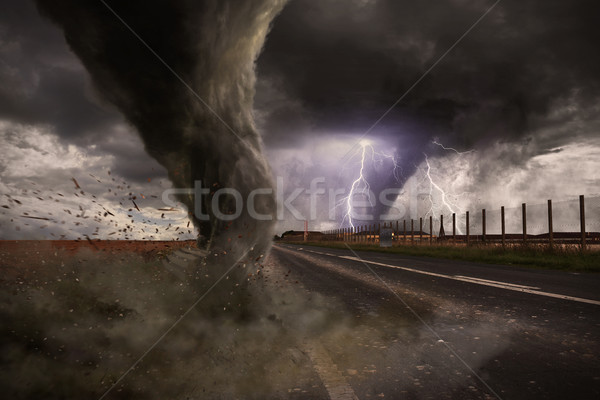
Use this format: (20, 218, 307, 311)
(291, 195, 600, 247)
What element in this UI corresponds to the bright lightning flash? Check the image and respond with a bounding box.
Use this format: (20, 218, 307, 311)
(341, 143, 371, 228)
(337, 140, 402, 228)
(422, 153, 462, 218)
(417, 139, 474, 234)
(432, 139, 475, 155)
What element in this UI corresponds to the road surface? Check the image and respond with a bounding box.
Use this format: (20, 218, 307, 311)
(3, 243, 598, 399)
(263, 243, 600, 399)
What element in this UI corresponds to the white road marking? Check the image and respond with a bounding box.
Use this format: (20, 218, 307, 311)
(339, 256, 360, 262)
(283, 245, 600, 306)
(454, 275, 540, 290)
(359, 259, 600, 306)
(304, 341, 360, 400)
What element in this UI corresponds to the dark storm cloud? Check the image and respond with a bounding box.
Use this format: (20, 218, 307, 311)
(0, 0, 121, 142)
(2, 0, 174, 197)
(35, 0, 286, 252)
(257, 0, 600, 149)
(0, 0, 176, 190)
(255, 0, 600, 219)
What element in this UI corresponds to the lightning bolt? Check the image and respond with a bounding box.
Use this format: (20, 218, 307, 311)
(370, 147, 403, 183)
(336, 140, 404, 229)
(416, 139, 474, 234)
(340, 137, 474, 232)
(432, 139, 475, 155)
(422, 153, 463, 218)
(340, 141, 372, 228)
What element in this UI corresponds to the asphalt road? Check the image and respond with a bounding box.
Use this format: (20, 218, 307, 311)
(265, 243, 600, 400)
(3, 243, 598, 399)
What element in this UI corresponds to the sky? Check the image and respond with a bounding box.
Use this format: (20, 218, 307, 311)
(1, 0, 600, 240)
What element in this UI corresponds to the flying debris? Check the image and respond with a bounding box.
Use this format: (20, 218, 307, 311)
(20, 215, 51, 221)
(1, 167, 199, 241)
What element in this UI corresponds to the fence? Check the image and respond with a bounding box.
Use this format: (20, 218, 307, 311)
(311, 195, 600, 248)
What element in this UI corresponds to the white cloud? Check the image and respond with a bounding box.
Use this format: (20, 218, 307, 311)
(0, 120, 106, 177)
(0, 120, 197, 240)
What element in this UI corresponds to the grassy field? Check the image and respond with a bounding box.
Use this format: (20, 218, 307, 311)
(283, 241, 600, 272)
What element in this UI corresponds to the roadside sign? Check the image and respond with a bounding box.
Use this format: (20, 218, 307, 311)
(380, 228, 393, 247)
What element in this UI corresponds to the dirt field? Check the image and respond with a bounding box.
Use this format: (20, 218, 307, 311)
(0, 240, 197, 280)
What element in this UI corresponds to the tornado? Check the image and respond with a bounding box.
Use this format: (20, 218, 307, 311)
(35, 0, 287, 255)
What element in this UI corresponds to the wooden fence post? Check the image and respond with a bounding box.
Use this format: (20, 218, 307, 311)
(452, 213, 456, 241)
(501, 206, 505, 247)
(411, 219, 414, 243)
(403, 220, 406, 242)
(419, 217, 423, 243)
(580, 195, 586, 250)
(371, 224, 375, 244)
(466, 211, 470, 245)
(482, 209, 486, 243)
(548, 200, 553, 248)
(429, 216, 433, 244)
(522, 203, 527, 243)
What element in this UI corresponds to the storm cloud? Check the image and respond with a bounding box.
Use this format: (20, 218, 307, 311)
(254, 0, 600, 223)
(258, 0, 600, 146)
